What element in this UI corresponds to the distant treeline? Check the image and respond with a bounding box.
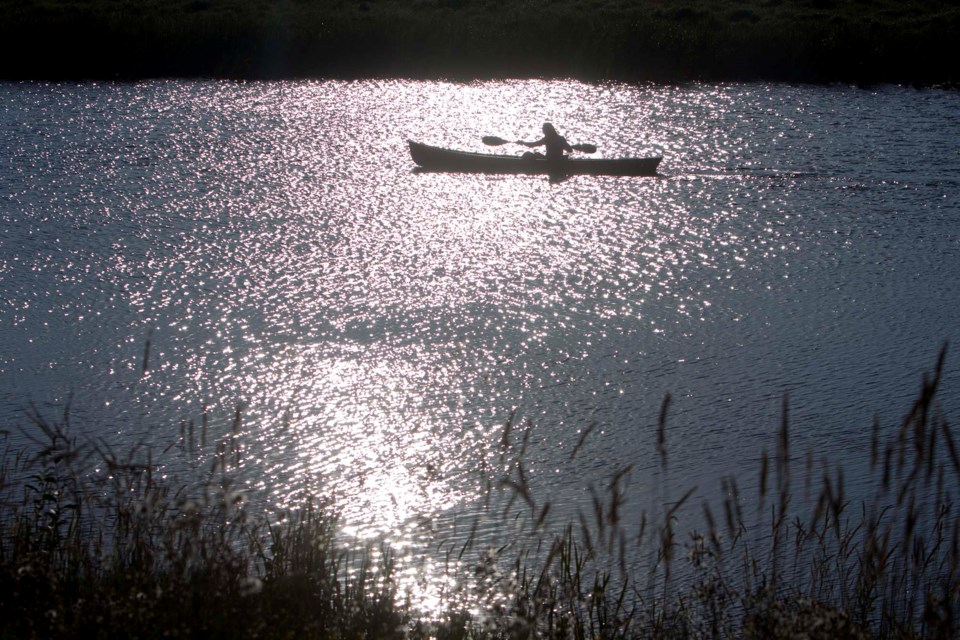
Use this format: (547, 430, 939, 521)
(2, 0, 958, 84)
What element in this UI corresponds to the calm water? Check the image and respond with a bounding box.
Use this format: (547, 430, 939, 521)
(1, 79, 958, 607)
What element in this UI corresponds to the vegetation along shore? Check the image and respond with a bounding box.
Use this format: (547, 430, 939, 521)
(1, 346, 958, 638)
(2, 0, 958, 84)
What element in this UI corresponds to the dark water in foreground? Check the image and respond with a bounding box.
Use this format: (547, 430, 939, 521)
(1, 79, 958, 608)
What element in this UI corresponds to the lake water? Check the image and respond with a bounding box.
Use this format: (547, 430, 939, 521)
(1, 79, 958, 610)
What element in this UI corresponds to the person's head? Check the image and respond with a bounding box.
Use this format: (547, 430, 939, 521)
(542, 122, 557, 136)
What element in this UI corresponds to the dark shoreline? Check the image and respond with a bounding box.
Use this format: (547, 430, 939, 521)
(3, 0, 958, 86)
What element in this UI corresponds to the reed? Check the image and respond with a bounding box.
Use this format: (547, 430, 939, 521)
(0, 344, 956, 638)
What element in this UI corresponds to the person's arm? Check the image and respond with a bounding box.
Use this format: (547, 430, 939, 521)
(518, 136, 546, 148)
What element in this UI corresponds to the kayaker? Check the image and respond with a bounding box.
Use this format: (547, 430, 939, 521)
(519, 123, 574, 161)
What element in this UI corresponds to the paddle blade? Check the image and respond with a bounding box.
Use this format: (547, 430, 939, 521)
(482, 136, 511, 146)
(572, 143, 597, 153)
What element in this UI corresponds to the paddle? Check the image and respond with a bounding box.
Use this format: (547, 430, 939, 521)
(482, 135, 519, 146)
(482, 135, 597, 154)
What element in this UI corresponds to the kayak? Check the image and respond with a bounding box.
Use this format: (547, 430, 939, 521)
(408, 141, 662, 177)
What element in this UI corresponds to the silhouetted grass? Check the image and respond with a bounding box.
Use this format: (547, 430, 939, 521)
(1, 0, 957, 84)
(1, 344, 956, 638)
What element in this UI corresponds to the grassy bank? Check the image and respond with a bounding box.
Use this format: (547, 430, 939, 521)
(2, 0, 958, 84)
(1, 346, 957, 638)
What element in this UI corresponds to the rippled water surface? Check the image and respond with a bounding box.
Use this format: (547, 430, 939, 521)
(2, 80, 959, 608)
